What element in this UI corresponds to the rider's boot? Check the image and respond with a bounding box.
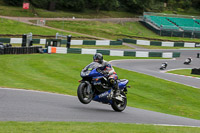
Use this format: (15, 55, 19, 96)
(109, 78, 120, 97)
(114, 82, 120, 97)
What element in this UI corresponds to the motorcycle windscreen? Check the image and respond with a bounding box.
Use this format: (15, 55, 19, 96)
(85, 62, 101, 70)
(81, 62, 102, 77)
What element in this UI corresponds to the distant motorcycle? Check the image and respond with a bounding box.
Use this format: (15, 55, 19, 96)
(160, 62, 168, 70)
(184, 57, 192, 65)
(77, 62, 130, 112)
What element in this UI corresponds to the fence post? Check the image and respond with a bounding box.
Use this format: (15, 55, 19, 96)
(22, 34, 27, 47)
(67, 35, 72, 48)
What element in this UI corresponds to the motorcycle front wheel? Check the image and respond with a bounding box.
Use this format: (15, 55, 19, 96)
(111, 92, 127, 112)
(77, 82, 93, 104)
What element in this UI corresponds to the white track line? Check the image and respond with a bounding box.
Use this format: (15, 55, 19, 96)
(151, 124, 200, 128)
(0, 87, 76, 98)
(162, 68, 200, 80)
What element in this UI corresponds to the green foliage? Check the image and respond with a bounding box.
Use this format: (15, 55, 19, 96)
(3, 0, 23, 6)
(30, 0, 49, 9)
(2, 0, 199, 13)
(118, 0, 144, 13)
(167, 0, 192, 10)
(85, 0, 119, 12)
(191, 0, 200, 11)
(62, 0, 86, 11)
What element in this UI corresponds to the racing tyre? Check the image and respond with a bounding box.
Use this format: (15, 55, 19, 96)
(77, 82, 93, 104)
(111, 92, 127, 112)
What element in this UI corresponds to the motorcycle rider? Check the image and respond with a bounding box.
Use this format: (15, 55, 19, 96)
(93, 53, 120, 96)
(160, 62, 168, 69)
(184, 57, 192, 64)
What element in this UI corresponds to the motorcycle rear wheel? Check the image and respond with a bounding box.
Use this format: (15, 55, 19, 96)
(77, 82, 93, 104)
(111, 92, 127, 112)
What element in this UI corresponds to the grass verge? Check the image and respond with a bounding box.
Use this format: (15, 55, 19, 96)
(0, 54, 200, 120)
(46, 20, 200, 42)
(167, 69, 200, 78)
(0, 18, 85, 37)
(10, 44, 133, 49)
(70, 45, 133, 49)
(0, 122, 199, 133)
(0, 5, 137, 18)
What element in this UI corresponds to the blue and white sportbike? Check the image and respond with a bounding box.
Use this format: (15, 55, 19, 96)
(77, 62, 130, 112)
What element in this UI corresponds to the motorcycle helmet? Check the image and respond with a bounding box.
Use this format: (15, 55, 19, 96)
(93, 53, 103, 64)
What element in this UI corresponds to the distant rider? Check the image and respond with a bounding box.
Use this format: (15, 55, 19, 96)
(187, 57, 192, 63)
(163, 62, 168, 69)
(184, 57, 192, 64)
(160, 62, 168, 70)
(93, 53, 120, 96)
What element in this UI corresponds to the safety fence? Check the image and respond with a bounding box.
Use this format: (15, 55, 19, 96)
(0, 46, 42, 55)
(0, 38, 122, 45)
(123, 38, 199, 48)
(48, 47, 180, 58)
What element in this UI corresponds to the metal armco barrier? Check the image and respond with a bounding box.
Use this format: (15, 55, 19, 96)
(0, 46, 42, 55)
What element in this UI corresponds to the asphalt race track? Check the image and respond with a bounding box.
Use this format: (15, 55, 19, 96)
(0, 88, 200, 127)
(111, 50, 200, 89)
(0, 49, 200, 127)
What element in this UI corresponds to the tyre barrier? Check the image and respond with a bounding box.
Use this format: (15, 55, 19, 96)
(191, 68, 200, 75)
(0, 46, 43, 55)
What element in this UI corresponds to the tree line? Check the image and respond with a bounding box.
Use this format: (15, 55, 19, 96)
(3, 0, 200, 13)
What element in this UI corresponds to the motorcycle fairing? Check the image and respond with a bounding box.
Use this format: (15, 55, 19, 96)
(93, 89, 113, 104)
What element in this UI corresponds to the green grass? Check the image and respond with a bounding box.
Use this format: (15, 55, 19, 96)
(167, 69, 200, 78)
(0, 122, 200, 133)
(0, 18, 85, 37)
(46, 21, 160, 40)
(9, 44, 42, 47)
(0, 5, 137, 18)
(36, 9, 137, 18)
(1, 12, 200, 44)
(70, 45, 133, 49)
(46, 20, 200, 42)
(0, 5, 35, 17)
(10, 44, 133, 49)
(0, 54, 200, 120)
